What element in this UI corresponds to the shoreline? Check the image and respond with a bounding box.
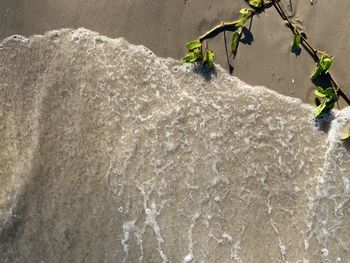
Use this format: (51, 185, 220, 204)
(1, 0, 349, 106)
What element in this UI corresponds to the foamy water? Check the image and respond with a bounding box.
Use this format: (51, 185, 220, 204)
(0, 28, 349, 262)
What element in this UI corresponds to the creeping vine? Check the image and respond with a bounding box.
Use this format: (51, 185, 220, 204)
(181, 0, 350, 139)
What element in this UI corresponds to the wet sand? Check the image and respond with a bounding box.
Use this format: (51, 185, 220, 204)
(1, 0, 350, 105)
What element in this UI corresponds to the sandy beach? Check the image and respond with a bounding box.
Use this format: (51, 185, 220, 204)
(1, 0, 350, 105)
(1, 28, 350, 262)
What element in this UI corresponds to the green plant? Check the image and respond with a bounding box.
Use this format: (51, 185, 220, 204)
(181, 0, 350, 118)
(291, 33, 302, 53)
(181, 40, 214, 68)
(340, 130, 350, 140)
(248, 0, 263, 8)
(311, 52, 334, 80)
(314, 87, 338, 117)
(231, 29, 242, 54)
(236, 8, 252, 27)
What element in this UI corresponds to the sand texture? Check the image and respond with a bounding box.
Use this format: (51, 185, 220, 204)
(1, 28, 350, 262)
(1, 0, 350, 105)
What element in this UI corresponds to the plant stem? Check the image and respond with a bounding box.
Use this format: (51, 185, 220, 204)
(272, 0, 350, 106)
(193, 0, 350, 106)
(199, 22, 239, 42)
(199, 12, 255, 42)
(273, 1, 318, 58)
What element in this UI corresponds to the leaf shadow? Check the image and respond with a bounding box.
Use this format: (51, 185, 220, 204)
(240, 27, 254, 45)
(292, 48, 302, 56)
(222, 19, 255, 74)
(312, 73, 333, 89)
(223, 31, 235, 74)
(313, 113, 335, 133)
(192, 64, 218, 81)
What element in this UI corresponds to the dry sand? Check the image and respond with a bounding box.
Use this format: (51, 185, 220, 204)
(1, 0, 350, 104)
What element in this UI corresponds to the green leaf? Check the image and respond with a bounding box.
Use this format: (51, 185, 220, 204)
(315, 87, 338, 100)
(340, 131, 350, 140)
(239, 8, 251, 16)
(314, 87, 327, 98)
(248, 0, 263, 8)
(314, 99, 336, 118)
(203, 49, 214, 68)
(185, 40, 202, 51)
(231, 28, 242, 54)
(323, 87, 338, 100)
(314, 100, 328, 117)
(181, 49, 202, 64)
(314, 86, 338, 118)
(236, 9, 251, 27)
(311, 53, 334, 80)
(291, 33, 302, 53)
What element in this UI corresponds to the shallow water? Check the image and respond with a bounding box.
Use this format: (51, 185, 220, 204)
(0, 28, 349, 262)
